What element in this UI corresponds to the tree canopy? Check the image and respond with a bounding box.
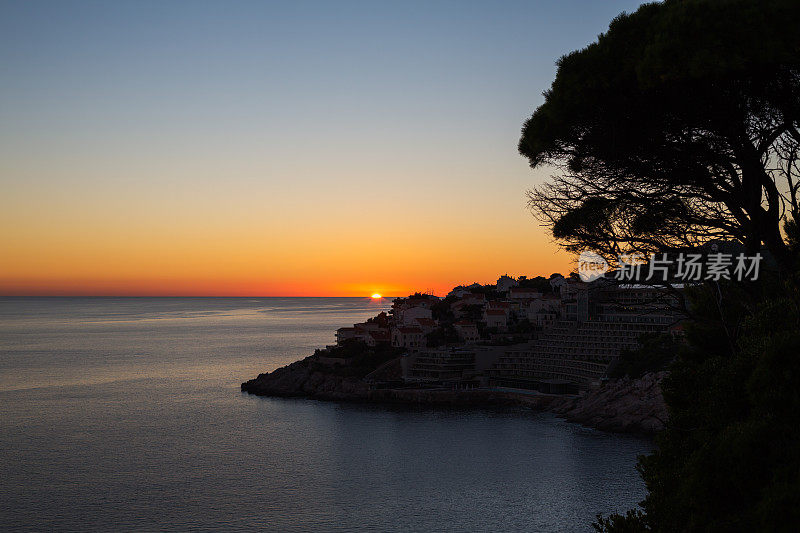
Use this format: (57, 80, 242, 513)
(519, 2, 800, 530)
(519, 0, 800, 269)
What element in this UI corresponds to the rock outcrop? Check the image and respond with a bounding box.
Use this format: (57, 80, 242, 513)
(546, 371, 668, 434)
(241, 356, 371, 400)
(242, 358, 668, 435)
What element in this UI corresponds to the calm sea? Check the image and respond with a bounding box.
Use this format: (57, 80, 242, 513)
(0, 297, 650, 532)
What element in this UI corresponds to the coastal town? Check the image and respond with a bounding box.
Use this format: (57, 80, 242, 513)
(330, 274, 682, 393)
(242, 273, 682, 433)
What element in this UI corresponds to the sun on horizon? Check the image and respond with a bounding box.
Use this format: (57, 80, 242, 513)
(370, 293, 382, 299)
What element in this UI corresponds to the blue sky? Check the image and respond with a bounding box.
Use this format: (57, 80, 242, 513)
(0, 0, 652, 295)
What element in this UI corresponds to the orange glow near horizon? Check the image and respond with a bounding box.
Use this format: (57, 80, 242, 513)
(0, 224, 571, 297)
(0, 253, 571, 297)
(0, 188, 572, 297)
(0, 163, 572, 297)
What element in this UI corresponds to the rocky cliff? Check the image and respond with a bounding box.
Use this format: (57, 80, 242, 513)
(546, 371, 668, 434)
(241, 356, 372, 400)
(242, 358, 668, 435)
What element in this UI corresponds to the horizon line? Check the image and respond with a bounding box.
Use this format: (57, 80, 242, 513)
(0, 294, 404, 298)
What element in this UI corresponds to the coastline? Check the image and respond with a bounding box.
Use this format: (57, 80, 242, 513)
(237, 275, 681, 438)
(241, 355, 667, 436)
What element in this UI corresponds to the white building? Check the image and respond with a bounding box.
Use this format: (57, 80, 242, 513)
(453, 321, 480, 343)
(335, 327, 359, 345)
(483, 309, 508, 330)
(391, 326, 426, 350)
(393, 294, 438, 325)
(401, 306, 433, 326)
(527, 294, 560, 324)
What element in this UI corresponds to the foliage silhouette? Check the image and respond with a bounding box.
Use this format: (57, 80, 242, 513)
(519, 0, 800, 270)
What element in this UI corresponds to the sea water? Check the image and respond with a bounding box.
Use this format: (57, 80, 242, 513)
(0, 297, 650, 531)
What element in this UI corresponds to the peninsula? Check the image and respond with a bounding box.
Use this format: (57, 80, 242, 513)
(242, 274, 676, 434)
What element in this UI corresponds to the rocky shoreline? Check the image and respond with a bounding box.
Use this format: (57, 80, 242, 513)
(241, 357, 668, 435)
(546, 371, 668, 434)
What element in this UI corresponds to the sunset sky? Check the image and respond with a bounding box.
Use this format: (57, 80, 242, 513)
(1, 0, 646, 296)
